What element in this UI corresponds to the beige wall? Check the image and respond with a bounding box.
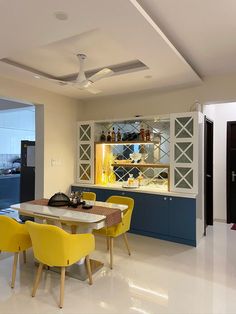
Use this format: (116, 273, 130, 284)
(0, 76, 84, 197)
(82, 74, 236, 120)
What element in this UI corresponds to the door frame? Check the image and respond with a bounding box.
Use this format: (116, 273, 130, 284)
(204, 117, 214, 234)
(226, 121, 236, 223)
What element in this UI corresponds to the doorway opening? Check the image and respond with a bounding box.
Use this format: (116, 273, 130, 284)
(204, 102, 236, 224)
(0, 97, 44, 220)
(204, 117, 214, 233)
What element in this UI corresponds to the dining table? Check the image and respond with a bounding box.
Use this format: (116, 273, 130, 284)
(11, 199, 128, 280)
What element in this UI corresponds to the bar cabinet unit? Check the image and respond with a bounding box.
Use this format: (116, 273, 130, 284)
(75, 112, 204, 247)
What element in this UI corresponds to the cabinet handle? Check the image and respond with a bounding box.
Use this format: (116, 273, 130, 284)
(169, 197, 172, 201)
(164, 197, 167, 201)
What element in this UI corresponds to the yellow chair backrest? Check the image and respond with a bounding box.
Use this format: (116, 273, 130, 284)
(26, 221, 94, 267)
(82, 192, 96, 201)
(0, 216, 31, 252)
(106, 196, 134, 232)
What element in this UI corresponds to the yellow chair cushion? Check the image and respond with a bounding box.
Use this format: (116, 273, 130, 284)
(94, 196, 134, 238)
(82, 192, 96, 201)
(0, 216, 32, 252)
(26, 221, 95, 267)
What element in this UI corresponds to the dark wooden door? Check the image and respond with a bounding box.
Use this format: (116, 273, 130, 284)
(227, 122, 236, 223)
(204, 117, 214, 232)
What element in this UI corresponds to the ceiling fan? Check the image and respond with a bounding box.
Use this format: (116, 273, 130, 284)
(41, 54, 114, 94)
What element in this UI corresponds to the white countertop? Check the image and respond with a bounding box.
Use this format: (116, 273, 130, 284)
(72, 183, 197, 199)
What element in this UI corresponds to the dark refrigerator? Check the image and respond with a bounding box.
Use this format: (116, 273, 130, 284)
(20, 140, 35, 202)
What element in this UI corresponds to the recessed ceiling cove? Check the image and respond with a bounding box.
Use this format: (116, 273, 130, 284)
(0, 0, 201, 99)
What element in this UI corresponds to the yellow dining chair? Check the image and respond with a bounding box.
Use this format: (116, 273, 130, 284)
(26, 221, 95, 308)
(70, 191, 96, 234)
(0, 216, 32, 288)
(82, 191, 96, 202)
(94, 195, 134, 269)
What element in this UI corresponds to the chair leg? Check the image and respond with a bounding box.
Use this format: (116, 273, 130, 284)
(11, 252, 19, 288)
(106, 236, 109, 251)
(123, 233, 131, 256)
(32, 263, 44, 297)
(109, 237, 114, 269)
(23, 251, 27, 263)
(59, 267, 66, 309)
(85, 255, 93, 285)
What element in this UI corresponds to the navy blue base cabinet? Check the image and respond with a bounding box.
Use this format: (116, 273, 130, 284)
(71, 185, 196, 246)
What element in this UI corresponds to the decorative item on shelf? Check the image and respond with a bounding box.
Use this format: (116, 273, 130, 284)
(101, 169, 108, 185)
(122, 174, 139, 189)
(108, 166, 116, 183)
(140, 124, 145, 141)
(127, 174, 134, 186)
(145, 127, 150, 141)
(111, 127, 116, 142)
(100, 130, 106, 142)
(137, 172, 144, 186)
(117, 128, 122, 141)
(129, 152, 142, 163)
(107, 131, 112, 142)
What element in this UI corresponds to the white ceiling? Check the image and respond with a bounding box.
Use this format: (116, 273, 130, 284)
(0, 0, 234, 99)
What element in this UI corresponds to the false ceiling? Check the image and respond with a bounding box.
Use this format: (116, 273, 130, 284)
(0, 0, 211, 99)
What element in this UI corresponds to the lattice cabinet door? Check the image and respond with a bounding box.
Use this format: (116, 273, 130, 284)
(77, 121, 94, 184)
(170, 112, 198, 194)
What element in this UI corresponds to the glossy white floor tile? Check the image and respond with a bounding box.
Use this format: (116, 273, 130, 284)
(1, 222, 236, 314)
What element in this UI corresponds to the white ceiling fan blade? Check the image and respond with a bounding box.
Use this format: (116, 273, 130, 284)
(35, 75, 70, 86)
(88, 68, 114, 83)
(78, 81, 102, 94)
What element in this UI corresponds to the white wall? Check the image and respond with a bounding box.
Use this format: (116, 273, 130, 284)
(0, 76, 84, 198)
(83, 74, 236, 120)
(204, 102, 236, 221)
(0, 107, 35, 155)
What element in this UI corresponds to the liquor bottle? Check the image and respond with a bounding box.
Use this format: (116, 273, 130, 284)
(137, 172, 144, 186)
(145, 127, 150, 141)
(140, 124, 145, 141)
(111, 127, 116, 142)
(117, 128, 122, 141)
(100, 130, 106, 142)
(107, 131, 112, 142)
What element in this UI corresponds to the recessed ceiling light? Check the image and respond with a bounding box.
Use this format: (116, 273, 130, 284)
(54, 11, 68, 21)
(144, 75, 152, 79)
(34, 75, 40, 79)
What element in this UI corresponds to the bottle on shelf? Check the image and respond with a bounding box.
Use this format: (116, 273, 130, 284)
(127, 174, 134, 186)
(100, 130, 106, 142)
(108, 166, 116, 183)
(107, 131, 112, 142)
(140, 123, 145, 141)
(117, 128, 122, 141)
(137, 172, 144, 186)
(145, 127, 150, 141)
(111, 127, 116, 142)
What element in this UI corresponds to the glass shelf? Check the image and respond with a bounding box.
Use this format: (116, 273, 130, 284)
(111, 163, 169, 168)
(95, 141, 160, 145)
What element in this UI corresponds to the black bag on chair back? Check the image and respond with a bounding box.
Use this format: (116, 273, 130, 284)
(48, 192, 70, 207)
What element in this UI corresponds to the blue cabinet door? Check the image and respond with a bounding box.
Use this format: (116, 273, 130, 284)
(130, 193, 169, 235)
(169, 197, 196, 241)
